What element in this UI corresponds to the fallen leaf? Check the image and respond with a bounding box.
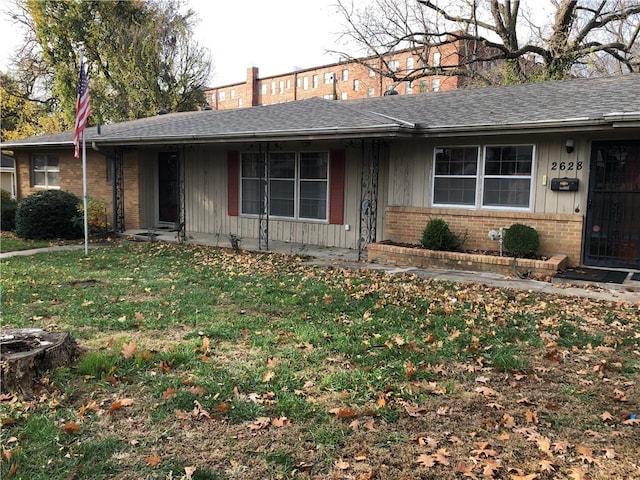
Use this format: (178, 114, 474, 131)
(600, 411, 615, 423)
(605, 448, 615, 459)
(509, 473, 537, 480)
(5, 463, 18, 479)
(416, 454, 436, 468)
(536, 436, 551, 455)
(262, 370, 275, 383)
(329, 407, 358, 419)
(248, 416, 271, 430)
(146, 454, 161, 467)
(334, 459, 350, 470)
(576, 445, 594, 464)
(272, 416, 290, 427)
(538, 459, 554, 472)
(184, 466, 196, 480)
(569, 467, 588, 480)
(121, 341, 136, 359)
(61, 422, 80, 435)
(161, 387, 178, 399)
(107, 398, 134, 414)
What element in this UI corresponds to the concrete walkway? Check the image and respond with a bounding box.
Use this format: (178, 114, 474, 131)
(3, 231, 639, 305)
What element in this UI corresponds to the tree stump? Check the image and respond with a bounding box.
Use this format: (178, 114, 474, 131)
(1, 328, 79, 396)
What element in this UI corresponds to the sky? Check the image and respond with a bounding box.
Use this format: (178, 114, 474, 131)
(0, 0, 552, 87)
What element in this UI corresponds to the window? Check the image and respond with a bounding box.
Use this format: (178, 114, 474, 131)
(368, 66, 375, 77)
(341, 92, 348, 100)
(286, 79, 291, 89)
(240, 151, 328, 220)
(389, 59, 399, 72)
(433, 52, 441, 67)
(367, 87, 375, 97)
(230, 89, 236, 99)
(341, 69, 348, 81)
(483, 145, 533, 209)
(353, 79, 359, 91)
(406, 81, 413, 94)
(271, 81, 276, 95)
(433, 147, 478, 206)
(324, 72, 334, 84)
(419, 81, 428, 93)
(406, 57, 414, 71)
(312, 75, 318, 88)
(432, 145, 534, 209)
(303, 76, 309, 90)
(432, 78, 440, 92)
(260, 84, 267, 95)
(32, 154, 60, 188)
(219, 91, 226, 101)
(279, 80, 284, 94)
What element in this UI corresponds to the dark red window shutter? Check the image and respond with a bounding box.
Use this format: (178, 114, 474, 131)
(227, 151, 240, 216)
(329, 149, 345, 225)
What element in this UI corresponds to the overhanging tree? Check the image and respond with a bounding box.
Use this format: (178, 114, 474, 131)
(332, 0, 640, 85)
(5, 0, 212, 133)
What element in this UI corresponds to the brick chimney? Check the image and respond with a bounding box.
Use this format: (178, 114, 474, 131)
(246, 66, 259, 107)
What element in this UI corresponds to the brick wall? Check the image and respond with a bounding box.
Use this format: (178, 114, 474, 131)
(384, 206, 584, 266)
(15, 150, 142, 231)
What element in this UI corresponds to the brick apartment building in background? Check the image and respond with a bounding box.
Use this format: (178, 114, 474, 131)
(203, 37, 498, 110)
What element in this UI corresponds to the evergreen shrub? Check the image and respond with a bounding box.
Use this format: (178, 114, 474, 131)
(15, 190, 83, 239)
(420, 218, 464, 251)
(503, 223, 539, 257)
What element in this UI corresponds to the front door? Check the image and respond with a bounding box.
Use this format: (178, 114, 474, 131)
(584, 140, 640, 268)
(158, 152, 178, 225)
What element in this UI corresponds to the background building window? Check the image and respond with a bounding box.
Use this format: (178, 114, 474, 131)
(353, 79, 359, 91)
(341, 69, 348, 81)
(367, 87, 375, 97)
(432, 78, 440, 92)
(324, 72, 334, 84)
(433, 147, 478, 206)
(32, 154, 60, 188)
(312, 75, 319, 88)
(406, 57, 414, 71)
(433, 52, 441, 67)
(303, 76, 309, 90)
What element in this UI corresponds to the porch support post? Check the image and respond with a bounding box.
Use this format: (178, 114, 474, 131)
(112, 148, 125, 232)
(258, 143, 269, 250)
(358, 139, 380, 261)
(177, 145, 186, 242)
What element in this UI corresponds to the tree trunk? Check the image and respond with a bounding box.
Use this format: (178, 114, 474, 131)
(1, 328, 79, 397)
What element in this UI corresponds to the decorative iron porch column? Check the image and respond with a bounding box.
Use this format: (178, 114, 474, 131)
(258, 144, 269, 250)
(112, 148, 125, 232)
(177, 146, 186, 242)
(358, 139, 380, 261)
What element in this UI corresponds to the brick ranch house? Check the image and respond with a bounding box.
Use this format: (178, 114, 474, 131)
(3, 74, 640, 270)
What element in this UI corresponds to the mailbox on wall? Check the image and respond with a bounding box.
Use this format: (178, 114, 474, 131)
(550, 177, 579, 191)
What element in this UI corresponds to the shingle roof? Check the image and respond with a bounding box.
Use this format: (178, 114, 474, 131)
(3, 74, 639, 149)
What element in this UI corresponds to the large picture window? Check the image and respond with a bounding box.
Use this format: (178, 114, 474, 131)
(240, 151, 328, 221)
(433, 144, 533, 210)
(32, 154, 60, 188)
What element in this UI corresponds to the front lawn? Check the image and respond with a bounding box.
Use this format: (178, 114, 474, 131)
(0, 232, 54, 253)
(1, 242, 638, 480)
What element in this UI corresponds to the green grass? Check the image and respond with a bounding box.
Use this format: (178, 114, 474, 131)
(0, 233, 54, 253)
(1, 241, 639, 479)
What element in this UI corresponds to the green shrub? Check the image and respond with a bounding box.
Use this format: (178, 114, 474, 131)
(1, 190, 17, 231)
(503, 223, 539, 257)
(421, 218, 464, 251)
(15, 190, 83, 240)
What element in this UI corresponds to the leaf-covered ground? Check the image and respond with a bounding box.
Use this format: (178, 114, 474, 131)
(1, 241, 639, 480)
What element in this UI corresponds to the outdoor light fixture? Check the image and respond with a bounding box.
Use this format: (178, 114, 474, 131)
(565, 138, 575, 154)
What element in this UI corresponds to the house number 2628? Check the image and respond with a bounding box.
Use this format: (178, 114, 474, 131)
(551, 161, 582, 171)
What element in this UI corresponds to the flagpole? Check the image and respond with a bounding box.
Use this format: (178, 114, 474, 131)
(82, 129, 88, 256)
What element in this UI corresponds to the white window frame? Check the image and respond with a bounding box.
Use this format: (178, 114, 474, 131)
(240, 151, 329, 222)
(389, 59, 399, 72)
(367, 87, 375, 97)
(341, 69, 348, 81)
(433, 52, 441, 67)
(31, 154, 60, 189)
(260, 84, 267, 95)
(481, 144, 534, 211)
(353, 79, 359, 91)
(312, 75, 319, 88)
(432, 146, 480, 208)
(324, 72, 334, 84)
(303, 76, 309, 90)
(219, 91, 226, 101)
(406, 57, 414, 71)
(431, 144, 535, 211)
(432, 78, 440, 92)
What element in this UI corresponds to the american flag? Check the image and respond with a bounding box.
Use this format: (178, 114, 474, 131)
(73, 58, 91, 159)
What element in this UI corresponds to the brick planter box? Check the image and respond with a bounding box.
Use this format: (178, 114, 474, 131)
(367, 242, 567, 278)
